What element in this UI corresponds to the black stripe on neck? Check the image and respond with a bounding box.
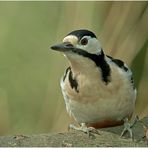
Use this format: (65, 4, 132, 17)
(63, 66, 71, 82)
(72, 48, 111, 84)
(68, 68, 79, 93)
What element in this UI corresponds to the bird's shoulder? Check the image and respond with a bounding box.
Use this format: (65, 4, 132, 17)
(62, 66, 79, 93)
(106, 55, 135, 89)
(63, 66, 71, 82)
(106, 55, 129, 72)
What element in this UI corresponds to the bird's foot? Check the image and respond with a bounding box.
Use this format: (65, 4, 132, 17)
(120, 116, 139, 140)
(68, 123, 99, 138)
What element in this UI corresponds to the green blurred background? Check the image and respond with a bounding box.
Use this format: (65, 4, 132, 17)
(0, 1, 147, 136)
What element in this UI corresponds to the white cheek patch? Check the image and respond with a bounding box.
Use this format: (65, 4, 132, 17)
(63, 35, 78, 45)
(87, 39, 102, 54)
(76, 38, 102, 54)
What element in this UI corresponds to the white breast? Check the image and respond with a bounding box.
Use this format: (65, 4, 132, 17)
(60, 60, 136, 124)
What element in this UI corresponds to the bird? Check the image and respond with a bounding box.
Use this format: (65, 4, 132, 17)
(51, 29, 137, 137)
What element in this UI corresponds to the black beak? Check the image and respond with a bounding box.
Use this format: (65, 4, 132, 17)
(50, 42, 74, 52)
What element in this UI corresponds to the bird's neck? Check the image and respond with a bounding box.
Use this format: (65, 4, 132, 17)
(66, 53, 95, 73)
(66, 51, 111, 84)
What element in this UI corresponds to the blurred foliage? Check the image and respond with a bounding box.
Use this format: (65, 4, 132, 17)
(0, 1, 147, 135)
(131, 40, 148, 89)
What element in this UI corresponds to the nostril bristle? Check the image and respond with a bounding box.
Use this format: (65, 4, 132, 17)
(67, 44, 73, 47)
(65, 42, 73, 47)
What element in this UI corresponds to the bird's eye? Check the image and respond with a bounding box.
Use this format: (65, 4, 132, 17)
(80, 38, 88, 45)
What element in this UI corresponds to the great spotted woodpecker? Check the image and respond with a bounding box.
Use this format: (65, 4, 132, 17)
(51, 29, 137, 138)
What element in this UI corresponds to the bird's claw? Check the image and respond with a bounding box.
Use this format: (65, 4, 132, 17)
(68, 123, 99, 138)
(120, 121, 133, 138)
(87, 126, 100, 135)
(120, 116, 139, 139)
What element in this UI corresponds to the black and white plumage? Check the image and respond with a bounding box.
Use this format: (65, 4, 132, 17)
(51, 29, 137, 129)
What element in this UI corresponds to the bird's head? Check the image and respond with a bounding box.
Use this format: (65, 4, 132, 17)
(51, 29, 102, 55)
(51, 29, 104, 70)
